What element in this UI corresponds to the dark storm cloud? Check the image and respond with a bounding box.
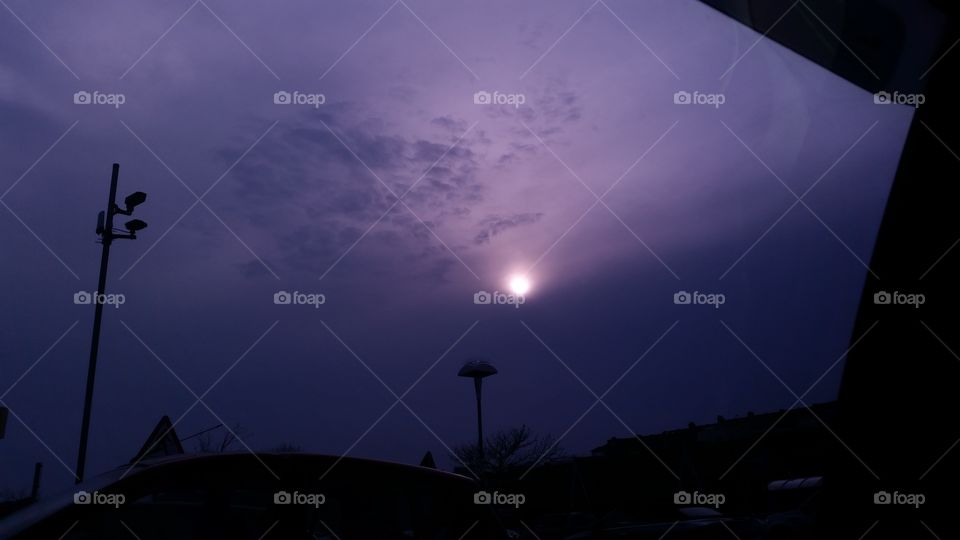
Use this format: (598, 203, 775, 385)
(474, 212, 545, 244)
(430, 116, 468, 132)
(222, 108, 484, 277)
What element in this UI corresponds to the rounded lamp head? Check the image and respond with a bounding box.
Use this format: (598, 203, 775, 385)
(125, 219, 148, 233)
(458, 358, 498, 378)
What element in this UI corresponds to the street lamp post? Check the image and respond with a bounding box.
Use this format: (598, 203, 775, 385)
(458, 358, 497, 460)
(75, 163, 148, 483)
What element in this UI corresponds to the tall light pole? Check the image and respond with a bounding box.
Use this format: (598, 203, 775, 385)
(458, 358, 497, 460)
(75, 163, 148, 483)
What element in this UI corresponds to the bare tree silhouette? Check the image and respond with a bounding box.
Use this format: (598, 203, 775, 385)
(452, 425, 563, 477)
(193, 423, 248, 453)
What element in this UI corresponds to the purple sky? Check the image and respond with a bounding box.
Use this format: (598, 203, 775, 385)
(1, 0, 913, 494)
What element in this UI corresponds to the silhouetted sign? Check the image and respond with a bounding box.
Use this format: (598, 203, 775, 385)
(130, 415, 184, 462)
(0, 406, 8, 439)
(419, 451, 437, 469)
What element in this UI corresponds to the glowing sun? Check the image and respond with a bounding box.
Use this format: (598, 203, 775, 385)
(508, 275, 532, 295)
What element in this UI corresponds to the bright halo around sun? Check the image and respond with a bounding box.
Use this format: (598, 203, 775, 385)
(509, 275, 532, 296)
